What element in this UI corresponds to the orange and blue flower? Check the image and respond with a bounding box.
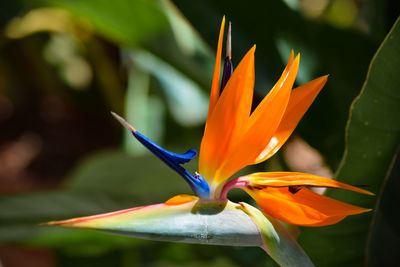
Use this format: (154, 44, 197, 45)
(46, 17, 372, 266)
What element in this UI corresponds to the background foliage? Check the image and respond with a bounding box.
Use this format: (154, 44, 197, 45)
(0, 0, 399, 266)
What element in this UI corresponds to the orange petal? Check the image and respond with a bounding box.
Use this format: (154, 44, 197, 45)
(255, 75, 328, 163)
(206, 16, 225, 119)
(284, 50, 295, 76)
(241, 172, 374, 195)
(199, 46, 256, 187)
(216, 54, 300, 179)
(246, 187, 371, 226)
(165, 194, 199, 205)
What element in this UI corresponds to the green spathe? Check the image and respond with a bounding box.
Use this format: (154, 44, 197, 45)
(240, 202, 313, 267)
(47, 199, 313, 266)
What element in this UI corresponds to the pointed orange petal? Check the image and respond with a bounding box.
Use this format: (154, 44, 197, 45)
(255, 75, 328, 163)
(247, 187, 371, 226)
(285, 50, 295, 74)
(216, 55, 300, 179)
(241, 172, 374, 195)
(199, 46, 256, 187)
(207, 16, 225, 118)
(248, 54, 300, 133)
(288, 50, 294, 64)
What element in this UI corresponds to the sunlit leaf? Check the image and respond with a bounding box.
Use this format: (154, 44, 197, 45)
(45, 0, 168, 45)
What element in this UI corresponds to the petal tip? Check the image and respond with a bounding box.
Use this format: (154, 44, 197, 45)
(319, 74, 329, 83)
(294, 53, 300, 62)
(353, 207, 373, 215)
(246, 45, 256, 57)
(288, 50, 295, 65)
(226, 21, 232, 59)
(111, 112, 136, 133)
(40, 219, 74, 227)
(365, 190, 375, 196)
(220, 16, 226, 31)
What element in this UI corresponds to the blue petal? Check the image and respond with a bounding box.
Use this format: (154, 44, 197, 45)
(111, 112, 210, 198)
(162, 148, 197, 165)
(220, 56, 233, 94)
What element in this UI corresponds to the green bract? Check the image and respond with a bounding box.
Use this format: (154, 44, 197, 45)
(48, 200, 313, 266)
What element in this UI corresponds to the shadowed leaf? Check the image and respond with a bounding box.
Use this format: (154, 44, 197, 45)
(299, 17, 400, 266)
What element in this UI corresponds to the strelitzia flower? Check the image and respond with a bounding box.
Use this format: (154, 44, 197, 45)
(46, 18, 373, 266)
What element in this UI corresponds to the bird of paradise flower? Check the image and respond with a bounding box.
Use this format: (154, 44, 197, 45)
(45, 17, 373, 266)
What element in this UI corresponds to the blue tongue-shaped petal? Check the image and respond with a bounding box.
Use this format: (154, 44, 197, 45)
(111, 112, 209, 198)
(132, 131, 197, 167)
(132, 135, 197, 165)
(170, 149, 197, 164)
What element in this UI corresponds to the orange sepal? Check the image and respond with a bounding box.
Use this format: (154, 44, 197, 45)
(199, 46, 255, 183)
(255, 75, 329, 163)
(247, 187, 371, 227)
(242, 172, 374, 195)
(216, 54, 300, 179)
(165, 194, 199, 205)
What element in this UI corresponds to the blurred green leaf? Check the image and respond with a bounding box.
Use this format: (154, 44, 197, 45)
(28, 227, 140, 255)
(0, 191, 126, 224)
(299, 17, 400, 266)
(58, 251, 126, 267)
(129, 49, 209, 126)
(46, 0, 168, 45)
(144, 0, 214, 90)
(0, 191, 141, 251)
(151, 257, 239, 267)
(123, 63, 165, 155)
(40, 0, 216, 128)
(358, 0, 387, 40)
(65, 150, 192, 201)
